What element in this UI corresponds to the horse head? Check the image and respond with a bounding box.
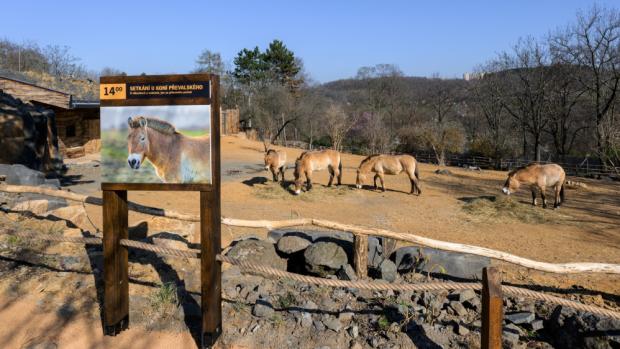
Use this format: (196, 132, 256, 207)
(502, 173, 520, 195)
(355, 168, 365, 189)
(127, 116, 149, 169)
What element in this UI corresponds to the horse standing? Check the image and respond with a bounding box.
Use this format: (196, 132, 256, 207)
(293, 149, 342, 195)
(355, 154, 421, 195)
(502, 163, 566, 208)
(126, 116, 211, 183)
(264, 149, 287, 182)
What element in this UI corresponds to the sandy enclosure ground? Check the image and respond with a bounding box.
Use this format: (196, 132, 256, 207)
(1, 134, 619, 348)
(71, 135, 620, 293)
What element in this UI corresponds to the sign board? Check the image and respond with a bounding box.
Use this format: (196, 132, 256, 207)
(100, 74, 213, 185)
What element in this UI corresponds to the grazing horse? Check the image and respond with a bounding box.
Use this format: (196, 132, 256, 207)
(264, 149, 287, 182)
(355, 154, 421, 195)
(293, 149, 342, 195)
(126, 116, 210, 183)
(502, 163, 566, 208)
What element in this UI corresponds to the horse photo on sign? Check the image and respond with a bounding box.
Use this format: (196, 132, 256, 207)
(101, 104, 211, 183)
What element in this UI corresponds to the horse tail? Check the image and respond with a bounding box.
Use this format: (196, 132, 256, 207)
(560, 183, 565, 203)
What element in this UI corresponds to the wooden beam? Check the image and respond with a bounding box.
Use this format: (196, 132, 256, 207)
(482, 267, 503, 349)
(353, 234, 368, 279)
(103, 190, 129, 335)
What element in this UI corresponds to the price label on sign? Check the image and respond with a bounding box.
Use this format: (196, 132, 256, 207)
(100, 83, 127, 100)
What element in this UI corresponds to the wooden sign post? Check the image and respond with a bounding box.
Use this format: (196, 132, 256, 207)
(100, 74, 221, 347)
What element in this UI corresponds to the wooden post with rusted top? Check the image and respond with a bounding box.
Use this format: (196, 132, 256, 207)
(353, 234, 368, 278)
(103, 189, 129, 335)
(481, 267, 503, 349)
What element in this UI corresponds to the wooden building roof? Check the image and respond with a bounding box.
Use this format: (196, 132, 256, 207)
(0, 76, 71, 109)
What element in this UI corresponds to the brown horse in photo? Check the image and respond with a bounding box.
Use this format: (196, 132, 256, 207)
(502, 163, 566, 208)
(127, 116, 210, 183)
(264, 149, 287, 182)
(293, 149, 342, 195)
(355, 154, 421, 195)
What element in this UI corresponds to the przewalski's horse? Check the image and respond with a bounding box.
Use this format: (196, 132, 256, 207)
(127, 116, 210, 183)
(293, 149, 342, 195)
(355, 154, 421, 195)
(502, 163, 566, 209)
(264, 149, 287, 182)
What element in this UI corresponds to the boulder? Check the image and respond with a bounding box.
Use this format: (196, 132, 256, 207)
(393, 246, 490, 279)
(252, 299, 274, 318)
(337, 264, 357, 281)
(0, 90, 63, 173)
(304, 242, 348, 277)
(377, 259, 397, 282)
(12, 199, 54, 215)
(276, 235, 311, 254)
(505, 312, 535, 325)
(226, 239, 287, 270)
(46, 205, 94, 232)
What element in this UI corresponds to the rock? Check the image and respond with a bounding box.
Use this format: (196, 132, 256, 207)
(367, 237, 383, 268)
(46, 205, 94, 231)
(463, 297, 481, 311)
(252, 299, 274, 318)
(227, 239, 287, 270)
(303, 300, 318, 310)
(349, 341, 362, 349)
(393, 246, 490, 279)
(0, 90, 63, 173)
(504, 323, 524, 336)
(304, 242, 348, 276)
(527, 319, 544, 332)
(300, 312, 313, 327)
(62, 228, 82, 238)
(454, 323, 470, 336)
(348, 325, 359, 338)
(313, 319, 326, 331)
(339, 310, 354, 323)
(276, 235, 311, 254)
(322, 316, 342, 332)
(148, 216, 196, 240)
(434, 169, 452, 175)
(505, 311, 535, 325)
(378, 259, 397, 282)
(152, 236, 188, 251)
(12, 199, 54, 215)
(449, 301, 468, 317)
(337, 264, 358, 281)
(455, 289, 477, 302)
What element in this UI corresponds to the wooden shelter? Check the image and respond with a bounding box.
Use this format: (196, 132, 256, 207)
(0, 76, 100, 156)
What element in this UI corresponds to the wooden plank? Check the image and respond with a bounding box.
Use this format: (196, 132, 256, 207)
(482, 267, 503, 349)
(201, 74, 222, 348)
(353, 234, 368, 279)
(103, 189, 129, 335)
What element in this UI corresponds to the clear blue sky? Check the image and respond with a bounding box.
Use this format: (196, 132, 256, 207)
(1, 1, 616, 82)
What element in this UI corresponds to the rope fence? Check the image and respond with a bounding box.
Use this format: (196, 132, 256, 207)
(1, 228, 619, 320)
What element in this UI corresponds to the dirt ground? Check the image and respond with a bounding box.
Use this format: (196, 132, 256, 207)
(1, 134, 619, 348)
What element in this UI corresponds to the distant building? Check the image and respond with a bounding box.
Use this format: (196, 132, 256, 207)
(0, 76, 100, 156)
(463, 72, 485, 81)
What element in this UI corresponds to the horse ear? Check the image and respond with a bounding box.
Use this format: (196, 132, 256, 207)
(127, 117, 133, 127)
(139, 117, 147, 128)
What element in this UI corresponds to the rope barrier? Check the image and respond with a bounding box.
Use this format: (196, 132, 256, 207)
(1, 228, 620, 320)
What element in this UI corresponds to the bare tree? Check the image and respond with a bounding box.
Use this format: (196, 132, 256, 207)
(550, 4, 620, 165)
(322, 104, 356, 151)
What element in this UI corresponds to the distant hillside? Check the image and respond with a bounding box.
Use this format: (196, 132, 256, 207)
(0, 69, 98, 101)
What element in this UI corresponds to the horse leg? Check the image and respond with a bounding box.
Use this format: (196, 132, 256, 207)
(333, 166, 341, 186)
(271, 167, 278, 182)
(540, 186, 547, 208)
(306, 170, 313, 191)
(279, 166, 286, 182)
(554, 185, 561, 209)
(327, 166, 334, 187)
(531, 189, 537, 206)
(374, 174, 379, 190)
(378, 172, 386, 192)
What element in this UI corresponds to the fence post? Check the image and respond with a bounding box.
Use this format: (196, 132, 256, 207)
(353, 234, 368, 279)
(103, 189, 129, 335)
(201, 189, 222, 347)
(481, 267, 503, 349)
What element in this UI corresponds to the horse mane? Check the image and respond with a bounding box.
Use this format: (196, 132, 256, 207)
(508, 163, 538, 176)
(360, 154, 381, 167)
(266, 149, 277, 155)
(129, 116, 178, 135)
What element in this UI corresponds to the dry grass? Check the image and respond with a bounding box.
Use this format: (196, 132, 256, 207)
(461, 196, 571, 224)
(254, 181, 354, 202)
